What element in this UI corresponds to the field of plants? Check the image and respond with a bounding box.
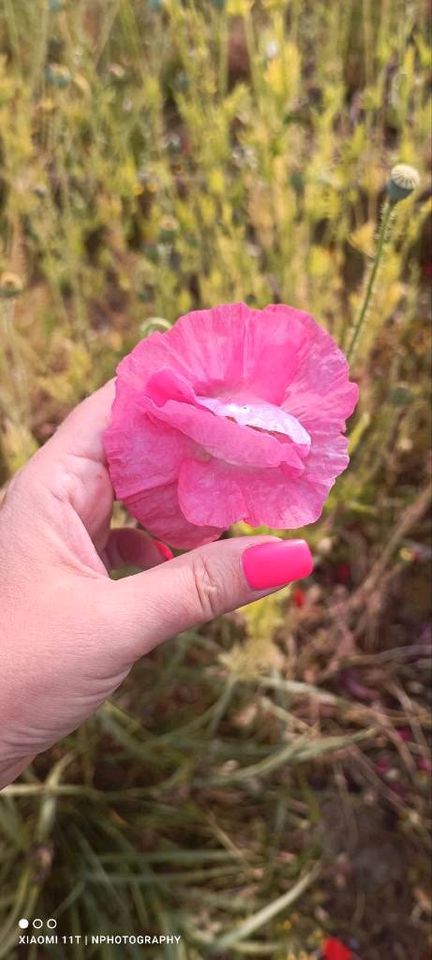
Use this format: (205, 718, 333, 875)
(0, 1, 431, 958)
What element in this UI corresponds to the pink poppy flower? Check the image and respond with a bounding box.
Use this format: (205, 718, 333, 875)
(103, 302, 358, 549)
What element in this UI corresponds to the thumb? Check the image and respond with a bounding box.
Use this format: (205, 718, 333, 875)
(105, 536, 313, 661)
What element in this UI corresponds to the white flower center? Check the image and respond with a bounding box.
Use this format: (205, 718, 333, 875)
(196, 395, 311, 448)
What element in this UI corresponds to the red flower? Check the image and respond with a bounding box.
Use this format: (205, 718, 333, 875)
(395, 726, 412, 742)
(335, 562, 351, 584)
(323, 938, 353, 960)
(292, 586, 306, 608)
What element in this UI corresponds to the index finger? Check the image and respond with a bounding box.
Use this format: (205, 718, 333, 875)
(47, 379, 116, 462)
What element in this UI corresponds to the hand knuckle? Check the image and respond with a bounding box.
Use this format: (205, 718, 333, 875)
(190, 554, 222, 621)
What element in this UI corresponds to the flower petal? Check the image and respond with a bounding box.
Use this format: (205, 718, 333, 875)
(104, 381, 194, 500)
(125, 482, 223, 549)
(166, 302, 310, 402)
(178, 459, 248, 527)
(146, 391, 307, 473)
(196, 395, 311, 446)
(274, 307, 359, 430)
(179, 457, 334, 530)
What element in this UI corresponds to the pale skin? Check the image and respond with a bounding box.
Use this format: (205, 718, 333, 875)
(0, 380, 302, 789)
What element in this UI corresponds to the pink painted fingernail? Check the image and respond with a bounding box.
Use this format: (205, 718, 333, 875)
(153, 539, 174, 561)
(242, 539, 313, 590)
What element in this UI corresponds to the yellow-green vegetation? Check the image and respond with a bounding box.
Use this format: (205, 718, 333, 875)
(0, 2, 431, 958)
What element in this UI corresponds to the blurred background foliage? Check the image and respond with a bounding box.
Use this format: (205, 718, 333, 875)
(0, 1, 431, 958)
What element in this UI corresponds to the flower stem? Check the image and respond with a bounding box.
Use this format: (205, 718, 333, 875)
(347, 198, 394, 361)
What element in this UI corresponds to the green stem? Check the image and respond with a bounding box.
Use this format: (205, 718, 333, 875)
(347, 198, 394, 361)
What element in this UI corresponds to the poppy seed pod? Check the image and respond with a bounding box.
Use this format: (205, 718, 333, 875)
(0, 272, 24, 299)
(387, 164, 420, 203)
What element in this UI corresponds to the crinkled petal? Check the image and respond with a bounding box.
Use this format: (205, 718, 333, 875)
(146, 394, 307, 473)
(146, 368, 310, 450)
(165, 302, 310, 402)
(178, 447, 347, 530)
(240, 432, 351, 528)
(241, 468, 331, 528)
(178, 457, 326, 530)
(178, 459, 248, 527)
(125, 482, 223, 549)
(272, 307, 359, 430)
(114, 330, 193, 392)
(141, 369, 310, 476)
(103, 380, 194, 500)
(241, 433, 351, 528)
(145, 367, 197, 407)
(302, 431, 350, 483)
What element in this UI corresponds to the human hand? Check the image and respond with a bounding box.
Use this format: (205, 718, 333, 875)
(0, 381, 313, 788)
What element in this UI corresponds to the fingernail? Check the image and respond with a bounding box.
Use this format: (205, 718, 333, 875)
(242, 539, 313, 590)
(153, 539, 174, 561)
